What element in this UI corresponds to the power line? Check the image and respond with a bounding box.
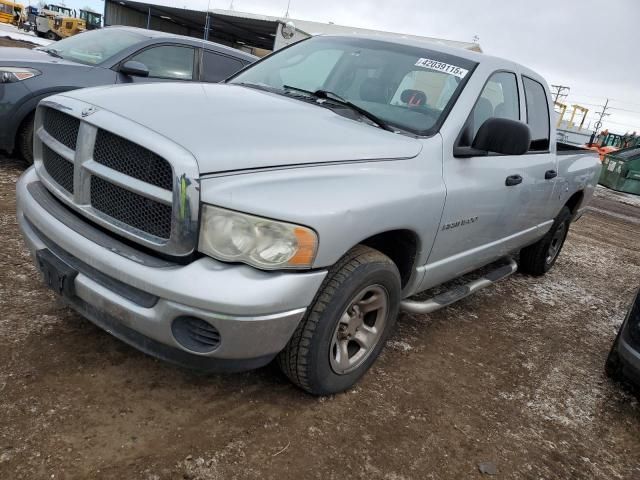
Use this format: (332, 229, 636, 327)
(550, 84, 570, 103)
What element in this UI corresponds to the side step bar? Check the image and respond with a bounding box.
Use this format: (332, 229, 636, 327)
(400, 257, 518, 314)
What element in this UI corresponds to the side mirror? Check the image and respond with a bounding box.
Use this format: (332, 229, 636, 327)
(120, 60, 149, 78)
(454, 118, 531, 158)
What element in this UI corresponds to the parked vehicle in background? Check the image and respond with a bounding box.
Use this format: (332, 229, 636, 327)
(606, 288, 640, 390)
(79, 9, 102, 30)
(0, 0, 24, 25)
(0, 26, 256, 163)
(16, 35, 601, 395)
(600, 146, 640, 195)
(35, 4, 85, 40)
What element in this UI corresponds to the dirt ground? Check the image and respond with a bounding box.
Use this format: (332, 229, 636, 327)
(0, 36, 36, 49)
(1, 155, 639, 480)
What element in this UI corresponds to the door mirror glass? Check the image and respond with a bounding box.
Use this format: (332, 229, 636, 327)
(120, 60, 149, 77)
(472, 117, 531, 156)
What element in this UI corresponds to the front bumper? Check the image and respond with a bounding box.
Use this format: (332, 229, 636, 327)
(17, 167, 327, 372)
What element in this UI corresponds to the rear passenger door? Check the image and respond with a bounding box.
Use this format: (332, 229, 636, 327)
(520, 75, 558, 226)
(200, 50, 248, 82)
(117, 44, 197, 83)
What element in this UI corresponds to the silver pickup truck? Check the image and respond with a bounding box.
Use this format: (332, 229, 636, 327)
(16, 35, 601, 395)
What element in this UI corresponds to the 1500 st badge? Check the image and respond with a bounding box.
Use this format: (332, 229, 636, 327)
(441, 216, 479, 231)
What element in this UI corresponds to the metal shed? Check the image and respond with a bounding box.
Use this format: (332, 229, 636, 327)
(103, 1, 481, 56)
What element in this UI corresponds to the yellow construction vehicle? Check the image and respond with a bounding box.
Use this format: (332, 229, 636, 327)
(79, 9, 101, 30)
(0, 0, 24, 26)
(35, 4, 85, 40)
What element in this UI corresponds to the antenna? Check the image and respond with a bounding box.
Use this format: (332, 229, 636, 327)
(285, 0, 291, 18)
(229, 0, 234, 10)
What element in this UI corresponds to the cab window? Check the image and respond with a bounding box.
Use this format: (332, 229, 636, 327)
(129, 45, 196, 80)
(523, 76, 551, 151)
(471, 71, 520, 137)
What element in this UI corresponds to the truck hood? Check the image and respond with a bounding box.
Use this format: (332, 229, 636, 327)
(61, 83, 423, 173)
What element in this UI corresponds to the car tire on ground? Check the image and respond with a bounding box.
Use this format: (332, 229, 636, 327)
(17, 113, 34, 165)
(519, 206, 572, 276)
(278, 245, 401, 395)
(605, 330, 624, 381)
(44, 31, 57, 41)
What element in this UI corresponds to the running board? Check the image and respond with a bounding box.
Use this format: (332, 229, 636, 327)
(400, 258, 518, 314)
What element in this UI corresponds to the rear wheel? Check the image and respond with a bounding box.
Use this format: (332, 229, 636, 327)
(278, 245, 401, 395)
(519, 206, 572, 276)
(44, 31, 57, 41)
(17, 113, 35, 165)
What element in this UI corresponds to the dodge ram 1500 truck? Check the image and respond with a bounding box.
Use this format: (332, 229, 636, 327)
(16, 35, 601, 395)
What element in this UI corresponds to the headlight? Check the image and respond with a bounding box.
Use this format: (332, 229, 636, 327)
(199, 205, 318, 270)
(0, 67, 41, 83)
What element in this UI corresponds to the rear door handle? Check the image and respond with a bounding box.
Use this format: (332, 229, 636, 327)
(505, 174, 523, 186)
(545, 170, 558, 180)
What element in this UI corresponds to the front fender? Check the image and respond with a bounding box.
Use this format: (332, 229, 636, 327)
(199, 145, 445, 269)
(2, 87, 79, 152)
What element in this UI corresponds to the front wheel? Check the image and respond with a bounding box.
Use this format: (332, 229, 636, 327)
(278, 245, 401, 395)
(519, 206, 572, 276)
(17, 113, 35, 165)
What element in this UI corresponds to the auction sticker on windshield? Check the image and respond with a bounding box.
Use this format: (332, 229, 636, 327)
(415, 58, 469, 78)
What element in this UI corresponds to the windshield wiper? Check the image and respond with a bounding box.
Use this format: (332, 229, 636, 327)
(41, 48, 63, 59)
(282, 85, 395, 132)
(233, 81, 279, 93)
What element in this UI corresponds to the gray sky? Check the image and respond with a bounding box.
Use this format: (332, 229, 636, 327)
(74, 0, 640, 133)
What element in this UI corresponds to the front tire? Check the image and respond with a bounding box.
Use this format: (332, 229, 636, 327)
(519, 206, 572, 276)
(17, 113, 35, 165)
(278, 245, 401, 395)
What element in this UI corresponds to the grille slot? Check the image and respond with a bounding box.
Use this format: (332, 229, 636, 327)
(42, 144, 74, 194)
(171, 317, 221, 353)
(90, 177, 172, 239)
(43, 108, 80, 150)
(94, 129, 173, 191)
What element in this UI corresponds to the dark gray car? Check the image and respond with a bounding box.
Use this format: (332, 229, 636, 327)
(607, 288, 640, 390)
(0, 26, 256, 163)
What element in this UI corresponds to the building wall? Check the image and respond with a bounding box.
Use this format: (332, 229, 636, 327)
(105, 2, 195, 37)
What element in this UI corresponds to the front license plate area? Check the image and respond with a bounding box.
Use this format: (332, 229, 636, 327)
(36, 249, 78, 298)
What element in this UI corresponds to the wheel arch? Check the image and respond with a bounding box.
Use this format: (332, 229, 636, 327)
(565, 190, 585, 217)
(358, 229, 420, 290)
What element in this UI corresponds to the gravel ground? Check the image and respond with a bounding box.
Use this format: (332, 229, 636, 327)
(2, 155, 640, 480)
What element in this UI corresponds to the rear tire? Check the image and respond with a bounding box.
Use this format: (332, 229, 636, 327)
(17, 113, 35, 165)
(519, 206, 572, 276)
(278, 245, 401, 395)
(44, 31, 57, 41)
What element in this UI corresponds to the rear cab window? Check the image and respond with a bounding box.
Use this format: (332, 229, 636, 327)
(522, 76, 551, 151)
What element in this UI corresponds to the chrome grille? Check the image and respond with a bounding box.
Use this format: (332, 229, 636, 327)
(42, 144, 74, 194)
(90, 177, 172, 239)
(43, 108, 80, 150)
(94, 129, 173, 190)
(34, 100, 199, 257)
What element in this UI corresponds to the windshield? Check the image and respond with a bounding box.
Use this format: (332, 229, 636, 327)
(229, 36, 477, 135)
(37, 29, 145, 66)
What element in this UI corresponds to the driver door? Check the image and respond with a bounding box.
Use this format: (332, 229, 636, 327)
(420, 71, 529, 289)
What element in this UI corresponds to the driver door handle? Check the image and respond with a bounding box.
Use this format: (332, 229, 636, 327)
(505, 174, 523, 186)
(545, 170, 558, 180)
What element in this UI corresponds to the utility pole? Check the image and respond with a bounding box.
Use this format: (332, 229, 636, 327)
(590, 98, 610, 146)
(550, 85, 570, 103)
